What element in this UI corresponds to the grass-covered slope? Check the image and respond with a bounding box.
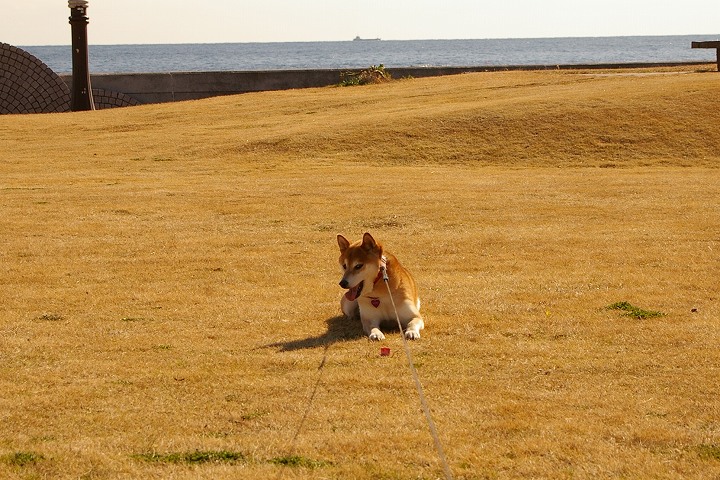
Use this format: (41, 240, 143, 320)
(1, 66, 719, 479)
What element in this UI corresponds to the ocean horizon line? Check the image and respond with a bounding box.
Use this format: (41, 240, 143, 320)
(19, 33, 720, 49)
(21, 35, 719, 75)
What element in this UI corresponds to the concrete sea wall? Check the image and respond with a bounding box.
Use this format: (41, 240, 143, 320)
(59, 62, 704, 106)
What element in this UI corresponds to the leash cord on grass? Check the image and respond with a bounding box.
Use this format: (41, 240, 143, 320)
(382, 270, 454, 480)
(276, 342, 329, 479)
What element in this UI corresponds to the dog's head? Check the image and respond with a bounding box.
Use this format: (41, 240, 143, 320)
(337, 232, 384, 301)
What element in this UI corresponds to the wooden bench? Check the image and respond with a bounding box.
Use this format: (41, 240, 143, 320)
(691, 41, 720, 71)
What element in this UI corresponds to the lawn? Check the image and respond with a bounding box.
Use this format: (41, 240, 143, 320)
(1, 65, 719, 479)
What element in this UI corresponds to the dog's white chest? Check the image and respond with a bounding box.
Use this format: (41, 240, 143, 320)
(359, 295, 392, 319)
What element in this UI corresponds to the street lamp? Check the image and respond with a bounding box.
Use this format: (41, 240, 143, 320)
(68, 0, 94, 111)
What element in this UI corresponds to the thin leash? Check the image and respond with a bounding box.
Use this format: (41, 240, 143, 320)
(276, 342, 329, 480)
(289, 343, 329, 447)
(381, 265, 454, 480)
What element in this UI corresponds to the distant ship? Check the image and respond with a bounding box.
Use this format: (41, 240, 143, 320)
(353, 36, 381, 41)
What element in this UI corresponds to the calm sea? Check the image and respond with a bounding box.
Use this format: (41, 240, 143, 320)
(22, 35, 718, 75)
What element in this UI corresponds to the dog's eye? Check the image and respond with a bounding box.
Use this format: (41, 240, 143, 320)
(342, 264, 347, 270)
(354, 264, 363, 270)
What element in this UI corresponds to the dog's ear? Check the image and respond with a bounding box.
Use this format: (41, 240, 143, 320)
(361, 232, 382, 254)
(337, 234, 350, 253)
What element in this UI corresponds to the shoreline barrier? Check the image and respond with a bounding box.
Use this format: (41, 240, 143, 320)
(59, 62, 708, 105)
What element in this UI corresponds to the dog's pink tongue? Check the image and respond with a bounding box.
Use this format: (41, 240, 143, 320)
(345, 285, 359, 301)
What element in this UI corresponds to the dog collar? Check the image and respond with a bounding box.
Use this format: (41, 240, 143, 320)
(373, 255, 388, 285)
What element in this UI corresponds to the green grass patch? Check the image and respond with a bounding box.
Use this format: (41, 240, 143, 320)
(133, 450, 245, 465)
(698, 444, 720, 461)
(607, 301, 665, 319)
(133, 450, 328, 469)
(269, 455, 329, 468)
(339, 64, 392, 86)
(239, 410, 267, 421)
(1, 452, 45, 467)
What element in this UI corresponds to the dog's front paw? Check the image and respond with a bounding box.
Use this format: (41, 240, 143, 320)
(404, 329, 421, 340)
(368, 329, 385, 341)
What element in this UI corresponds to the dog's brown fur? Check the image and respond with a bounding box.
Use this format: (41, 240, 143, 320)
(337, 232, 424, 340)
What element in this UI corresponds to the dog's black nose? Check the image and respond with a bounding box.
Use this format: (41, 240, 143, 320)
(339, 279, 348, 288)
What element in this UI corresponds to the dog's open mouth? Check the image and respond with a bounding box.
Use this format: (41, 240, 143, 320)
(344, 281, 364, 301)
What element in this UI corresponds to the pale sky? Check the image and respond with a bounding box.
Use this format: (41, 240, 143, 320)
(3, 0, 719, 46)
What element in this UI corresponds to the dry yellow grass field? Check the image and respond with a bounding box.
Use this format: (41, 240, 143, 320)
(1, 66, 719, 479)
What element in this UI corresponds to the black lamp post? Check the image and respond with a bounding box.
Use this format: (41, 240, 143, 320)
(68, 0, 94, 111)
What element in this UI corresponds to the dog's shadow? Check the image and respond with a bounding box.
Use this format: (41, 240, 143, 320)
(265, 315, 370, 351)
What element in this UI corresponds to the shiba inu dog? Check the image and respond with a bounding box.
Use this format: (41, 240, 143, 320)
(337, 232, 424, 341)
